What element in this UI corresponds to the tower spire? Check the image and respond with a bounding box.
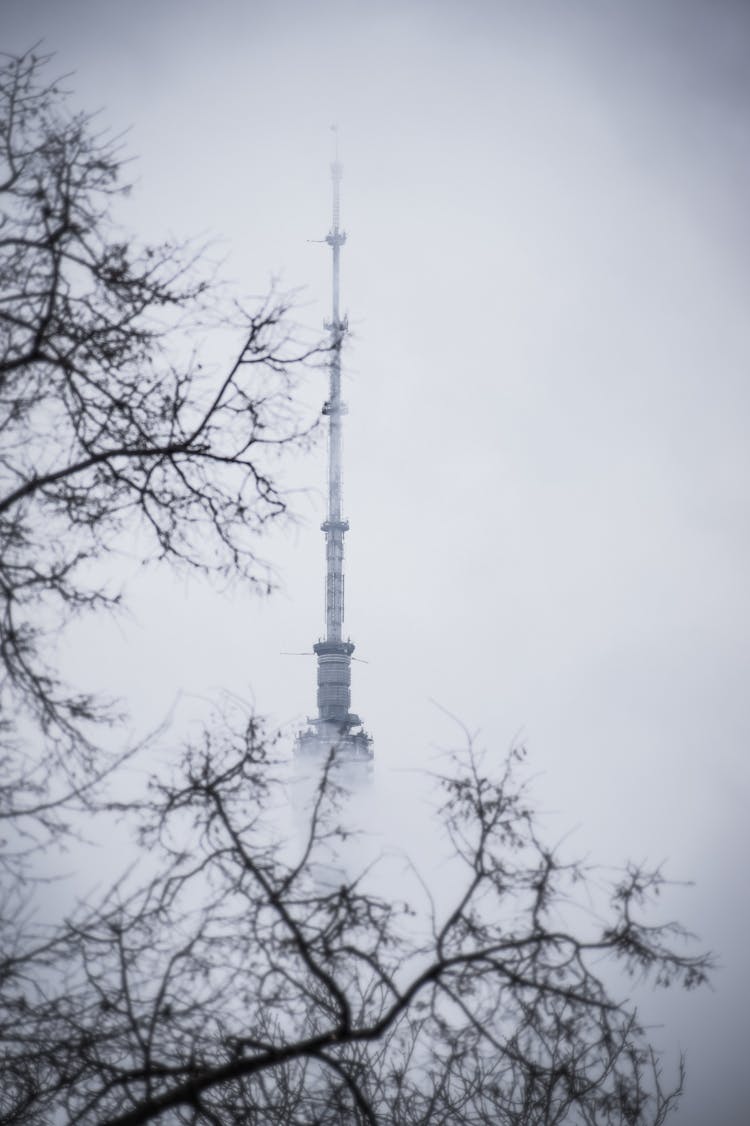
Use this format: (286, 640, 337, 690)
(296, 132, 373, 764)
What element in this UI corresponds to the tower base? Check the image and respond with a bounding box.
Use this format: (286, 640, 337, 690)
(296, 720, 373, 765)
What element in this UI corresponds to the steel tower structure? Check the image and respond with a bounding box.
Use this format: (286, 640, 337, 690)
(296, 139, 373, 763)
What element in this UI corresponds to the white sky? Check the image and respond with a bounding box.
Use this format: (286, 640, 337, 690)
(4, 1, 750, 1121)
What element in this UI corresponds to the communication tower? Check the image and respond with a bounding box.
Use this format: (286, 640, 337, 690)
(296, 136, 373, 764)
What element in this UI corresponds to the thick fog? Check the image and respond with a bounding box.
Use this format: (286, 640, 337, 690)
(4, 1, 749, 1122)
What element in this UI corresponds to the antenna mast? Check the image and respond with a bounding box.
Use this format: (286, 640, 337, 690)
(296, 130, 373, 764)
(324, 129, 346, 643)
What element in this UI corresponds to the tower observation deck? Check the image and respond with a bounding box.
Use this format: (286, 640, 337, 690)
(296, 138, 373, 764)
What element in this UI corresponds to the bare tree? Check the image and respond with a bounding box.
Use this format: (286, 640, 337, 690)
(0, 47, 317, 850)
(0, 48, 710, 1126)
(0, 709, 708, 1125)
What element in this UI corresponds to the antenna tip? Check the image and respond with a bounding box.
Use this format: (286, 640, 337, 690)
(330, 123, 341, 168)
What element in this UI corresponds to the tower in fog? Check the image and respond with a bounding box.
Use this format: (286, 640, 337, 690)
(296, 139, 373, 764)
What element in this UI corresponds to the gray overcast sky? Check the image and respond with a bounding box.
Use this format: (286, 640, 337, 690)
(4, 1, 750, 1122)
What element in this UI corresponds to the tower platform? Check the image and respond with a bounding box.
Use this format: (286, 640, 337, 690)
(296, 720, 373, 765)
